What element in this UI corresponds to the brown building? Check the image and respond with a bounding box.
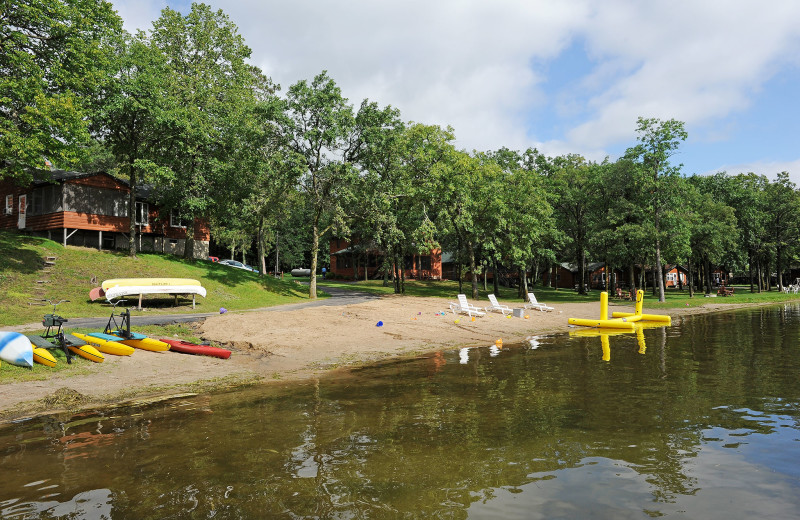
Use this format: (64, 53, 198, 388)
(0, 169, 209, 258)
(329, 238, 443, 280)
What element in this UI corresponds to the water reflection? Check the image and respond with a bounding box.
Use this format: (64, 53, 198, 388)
(1, 305, 800, 518)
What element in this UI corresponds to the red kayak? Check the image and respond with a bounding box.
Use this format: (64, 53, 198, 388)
(159, 338, 232, 359)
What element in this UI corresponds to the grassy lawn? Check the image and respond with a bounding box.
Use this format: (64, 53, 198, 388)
(0, 230, 312, 326)
(312, 277, 799, 309)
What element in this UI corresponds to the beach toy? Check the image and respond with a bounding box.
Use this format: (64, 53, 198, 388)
(418, 312, 421, 315)
(506, 315, 512, 319)
(376, 321, 383, 327)
(471, 316, 475, 322)
(495, 338, 503, 346)
(220, 307, 227, 314)
(525, 315, 530, 319)
(454, 319, 460, 324)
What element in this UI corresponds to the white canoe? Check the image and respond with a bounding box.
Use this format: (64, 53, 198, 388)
(102, 278, 202, 291)
(104, 284, 207, 301)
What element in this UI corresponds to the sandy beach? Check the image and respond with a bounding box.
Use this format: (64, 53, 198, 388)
(0, 293, 753, 422)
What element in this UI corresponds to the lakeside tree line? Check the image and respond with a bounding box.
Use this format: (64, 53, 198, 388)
(3, 1, 800, 301)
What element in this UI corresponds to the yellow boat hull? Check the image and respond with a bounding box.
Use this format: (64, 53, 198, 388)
(114, 336, 170, 352)
(68, 344, 105, 363)
(72, 333, 135, 356)
(32, 347, 57, 367)
(101, 278, 202, 291)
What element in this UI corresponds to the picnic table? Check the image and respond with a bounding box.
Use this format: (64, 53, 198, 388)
(717, 285, 735, 296)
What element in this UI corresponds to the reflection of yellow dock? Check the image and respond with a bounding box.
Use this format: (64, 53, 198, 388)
(568, 290, 671, 329)
(569, 324, 648, 361)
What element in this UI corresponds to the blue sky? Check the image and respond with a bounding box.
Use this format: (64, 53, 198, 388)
(112, 0, 800, 183)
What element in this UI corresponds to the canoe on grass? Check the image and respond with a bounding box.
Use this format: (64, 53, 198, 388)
(67, 344, 104, 363)
(159, 338, 231, 359)
(109, 332, 170, 352)
(32, 347, 57, 367)
(72, 332, 135, 356)
(0, 332, 34, 368)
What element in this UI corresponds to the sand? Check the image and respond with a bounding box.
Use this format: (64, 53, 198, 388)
(0, 293, 754, 422)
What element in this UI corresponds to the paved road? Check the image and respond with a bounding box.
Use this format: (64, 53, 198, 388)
(5, 286, 381, 331)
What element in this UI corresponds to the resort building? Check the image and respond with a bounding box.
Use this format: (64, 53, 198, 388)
(0, 169, 209, 258)
(329, 238, 443, 280)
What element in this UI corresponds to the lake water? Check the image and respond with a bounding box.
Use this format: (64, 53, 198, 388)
(1, 304, 800, 519)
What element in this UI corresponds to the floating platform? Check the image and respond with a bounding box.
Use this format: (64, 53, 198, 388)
(569, 290, 671, 330)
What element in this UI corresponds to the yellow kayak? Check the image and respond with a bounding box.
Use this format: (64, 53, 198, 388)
(32, 347, 57, 367)
(112, 335, 170, 352)
(67, 344, 105, 363)
(101, 278, 202, 291)
(73, 332, 135, 356)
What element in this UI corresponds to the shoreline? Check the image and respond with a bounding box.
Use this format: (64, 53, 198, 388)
(0, 295, 773, 424)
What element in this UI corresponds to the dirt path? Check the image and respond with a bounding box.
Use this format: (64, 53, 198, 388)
(0, 293, 760, 423)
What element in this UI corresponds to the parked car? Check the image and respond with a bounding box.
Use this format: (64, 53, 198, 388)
(219, 259, 251, 271)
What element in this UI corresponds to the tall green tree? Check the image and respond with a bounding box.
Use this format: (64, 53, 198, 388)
(625, 117, 688, 302)
(284, 71, 358, 298)
(149, 2, 263, 258)
(1, 0, 122, 180)
(95, 31, 172, 256)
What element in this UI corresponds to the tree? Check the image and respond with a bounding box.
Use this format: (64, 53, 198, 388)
(149, 3, 264, 258)
(1, 0, 122, 180)
(284, 71, 358, 298)
(625, 117, 688, 302)
(95, 31, 172, 256)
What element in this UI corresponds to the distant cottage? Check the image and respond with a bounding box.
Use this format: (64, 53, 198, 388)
(0, 169, 209, 258)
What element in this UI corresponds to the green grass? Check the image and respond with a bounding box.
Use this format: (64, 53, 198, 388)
(313, 277, 799, 309)
(0, 230, 312, 326)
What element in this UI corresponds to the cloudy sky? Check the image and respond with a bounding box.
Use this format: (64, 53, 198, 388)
(111, 0, 800, 182)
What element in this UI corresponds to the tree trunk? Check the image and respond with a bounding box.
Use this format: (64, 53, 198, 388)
(468, 240, 478, 299)
(183, 218, 195, 259)
(309, 217, 319, 299)
(257, 217, 266, 277)
(654, 236, 665, 302)
(688, 256, 694, 298)
(493, 260, 499, 296)
(128, 164, 137, 258)
(578, 248, 586, 294)
(521, 267, 529, 297)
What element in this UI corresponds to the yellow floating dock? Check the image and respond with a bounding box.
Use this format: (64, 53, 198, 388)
(569, 290, 671, 329)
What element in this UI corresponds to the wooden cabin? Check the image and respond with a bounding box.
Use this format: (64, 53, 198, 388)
(329, 238, 443, 280)
(0, 169, 210, 258)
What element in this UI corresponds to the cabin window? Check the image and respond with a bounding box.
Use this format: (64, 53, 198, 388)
(420, 256, 431, 270)
(29, 184, 62, 215)
(135, 202, 149, 226)
(4, 195, 11, 215)
(169, 239, 178, 245)
(170, 210, 187, 228)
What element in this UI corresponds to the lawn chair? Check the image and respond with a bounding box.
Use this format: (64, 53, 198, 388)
(524, 292, 554, 312)
(486, 293, 513, 315)
(449, 294, 486, 317)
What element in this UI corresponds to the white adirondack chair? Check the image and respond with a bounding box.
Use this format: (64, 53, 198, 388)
(524, 292, 554, 312)
(485, 293, 512, 315)
(449, 294, 486, 317)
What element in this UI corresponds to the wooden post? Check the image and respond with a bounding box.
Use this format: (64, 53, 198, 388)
(138, 293, 143, 310)
(192, 294, 196, 309)
(99, 230, 102, 250)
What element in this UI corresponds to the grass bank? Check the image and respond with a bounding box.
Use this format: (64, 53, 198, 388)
(0, 230, 312, 326)
(309, 277, 800, 308)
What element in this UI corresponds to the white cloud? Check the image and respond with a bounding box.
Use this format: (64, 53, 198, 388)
(109, 0, 800, 167)
(702, 159, 800, 186)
